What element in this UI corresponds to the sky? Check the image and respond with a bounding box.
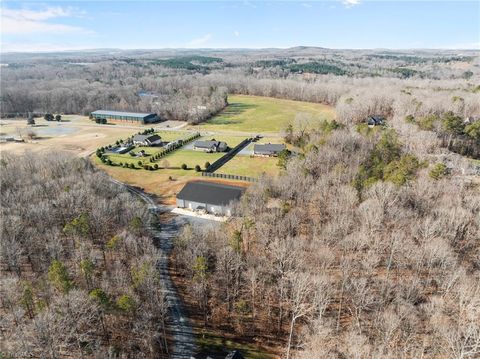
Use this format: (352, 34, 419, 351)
(1, 1, 479, 52)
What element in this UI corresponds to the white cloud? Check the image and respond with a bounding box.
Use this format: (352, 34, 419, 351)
(1, 6, 91, 34)
(233, 31, 240, 37)
(341, 0, 361, 8)
(302, 3, 313, 8)
(186, 33, 212, 47)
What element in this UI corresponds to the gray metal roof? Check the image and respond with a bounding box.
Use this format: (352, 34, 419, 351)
(132, 134, 149, 142)
(91, 110, 156, 118)
(176, 181, 245, 206)
(253, 143, 285, 154)
(133, 134, 161, 142)
(194, 140, 227, 149)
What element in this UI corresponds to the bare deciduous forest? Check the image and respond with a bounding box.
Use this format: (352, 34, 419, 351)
(0, 153, 169, 357)
(1, 48, 480, 358)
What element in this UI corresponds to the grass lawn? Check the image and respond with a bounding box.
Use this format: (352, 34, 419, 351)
(197, 332, 273, 359)
(216, 155, 280, 177)
(160, 149, 224, 170)
(154, 130, 191, 142)
(198, 134, 247, 148)
(197, 94, 335, 134)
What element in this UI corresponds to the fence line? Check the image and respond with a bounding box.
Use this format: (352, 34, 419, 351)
(202, 171, 258, 182)
(206, 137, 252, 173)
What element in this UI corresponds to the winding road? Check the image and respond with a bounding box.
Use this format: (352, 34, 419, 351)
(110, 179, 204, 358)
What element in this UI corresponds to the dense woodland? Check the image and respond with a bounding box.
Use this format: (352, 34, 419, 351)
(1, 48, 480, 358)
(2, 48, 479, 126)
(173, 124, 480, 358)
(0, 153, 169, 358)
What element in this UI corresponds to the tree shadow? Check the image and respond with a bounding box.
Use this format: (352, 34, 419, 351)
(210, 102, 257, 125)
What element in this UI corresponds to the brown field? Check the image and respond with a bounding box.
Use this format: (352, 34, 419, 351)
(0, 116, 188, 157)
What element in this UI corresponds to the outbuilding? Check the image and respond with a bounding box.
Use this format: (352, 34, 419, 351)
(91, 110, 160, 124)
(176, 181, 245, 216)
(366, 115, 385, 127)
(253, 143, 286, 157)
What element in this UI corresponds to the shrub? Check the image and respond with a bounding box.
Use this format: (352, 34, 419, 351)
(89, 288, 111, 308)
(442, 111, 465, 136)
(204, 161, 211, 169)
(116, 295, 135, 312)
(195, 165, 201, 172)
(138, 161, 142, 166)
(429, 163, 449, 180)
(48, 260, 73, 293)
(405, 115, 415, 123)
(417, 114, 438, 131)
(181, 163, 188, 170)
(129, 163, 135, 169)
(465, 121, 480, 140)
(383, 154, 422, 186)
(154, 164, 159, 170)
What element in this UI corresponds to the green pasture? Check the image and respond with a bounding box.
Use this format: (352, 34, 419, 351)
(198, 94, 335, 134)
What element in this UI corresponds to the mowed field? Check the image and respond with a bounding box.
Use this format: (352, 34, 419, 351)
(197, 94, 335, 134)
(216, 155, 280, 177)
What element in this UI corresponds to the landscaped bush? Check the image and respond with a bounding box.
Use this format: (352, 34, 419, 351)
(204, 161, 211, 169)
(181, 163, 187, 170)
(195, 165, 201, 172)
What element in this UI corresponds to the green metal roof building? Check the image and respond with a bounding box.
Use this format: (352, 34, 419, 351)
(91, 110, 160, 123)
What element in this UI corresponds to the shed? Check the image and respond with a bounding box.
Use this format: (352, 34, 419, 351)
(176, 181, 245, 216)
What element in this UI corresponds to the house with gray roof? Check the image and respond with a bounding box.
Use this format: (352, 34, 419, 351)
(253, 143, 286, 157)
(366, 115, 385, 127)
(176, 181, 245, 216)
(132, 134, 162, 146)
(193, 140, 228, 153)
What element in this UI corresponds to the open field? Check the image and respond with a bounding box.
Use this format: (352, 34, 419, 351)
(160, 149, 224, 169)
(0, 117, 138, 157)
(216, 155, 280, 177)
(196, 94, 335, 134)
(0, 116, 187, 157)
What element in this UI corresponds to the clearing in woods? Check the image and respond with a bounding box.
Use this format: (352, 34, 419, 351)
(197, 94, 335, 133)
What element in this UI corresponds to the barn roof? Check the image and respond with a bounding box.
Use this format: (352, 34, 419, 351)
(91, 110, 156, 118)
(176, 181, 245, 206)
